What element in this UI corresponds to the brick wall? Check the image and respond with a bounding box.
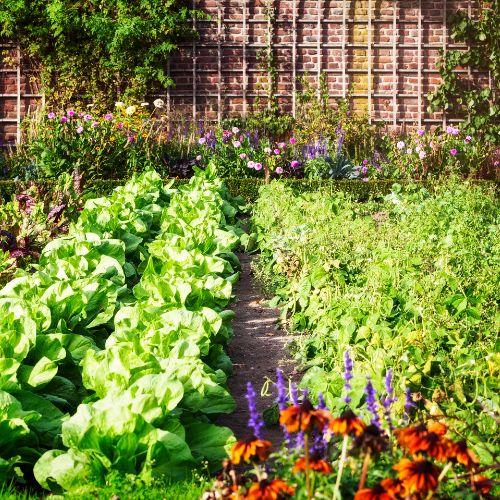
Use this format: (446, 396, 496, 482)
(0, 0, 487, 143)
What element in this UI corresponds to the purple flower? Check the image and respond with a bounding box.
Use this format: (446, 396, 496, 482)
(337, 130, 345, 155)
(290, 160, 300, 169)
(342, 350, 353, 404)
(127, 135, 135, 143)
(104, 113, 113, 121)
(60, 116, 68, 123)
(365, 379, 381, 429)
(84, 114, 92, 121)
(276, 369, 288, 411)
(91, 121, 99, 128)
(450, 148, 458, 156)
(362, 159, 369, 166)
(274, 148, 281, 155)
(317, 392, 326, 410)
(465, 135, 472, 143)
(289, 137, 296, 145)
(67, 109, 76, 118)
(291, 383, 299, 405)
(47, 112, 56, 119)
(245, 382, 264, 439)
(254, 162, 263, 171)
(417, 129, 425, 136)
(404, 387, 416, 422)
(198, 137, 206, 145)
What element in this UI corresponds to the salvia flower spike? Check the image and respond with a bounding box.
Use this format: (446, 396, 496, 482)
(245, 382, 264, 439)
(275, 369, 288, 411)
(343, 349, 354, 404)
(365, 378, 382, 429)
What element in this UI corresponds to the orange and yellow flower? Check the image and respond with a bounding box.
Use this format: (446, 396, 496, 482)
(328, 409, 366, 437)
(471, 475, 493, 495)
(230, 438, 272, 464)
(293, 456, 333, 474)
(245, 478, 295, 499)
(279, 400, 331, 434)
(354, 478, 403, 500)
(448, 439, 479, 469)
(395, 421, 452, 461)
(393, 457, 441, 494)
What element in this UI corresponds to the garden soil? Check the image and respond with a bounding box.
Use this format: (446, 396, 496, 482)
(217, 253, 296, 445)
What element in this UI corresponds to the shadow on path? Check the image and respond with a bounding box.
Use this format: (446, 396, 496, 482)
(217, 253, 295, 445)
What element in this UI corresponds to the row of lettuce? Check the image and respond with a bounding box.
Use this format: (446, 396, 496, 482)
(1, 168, 243, 492)
(251, 180, 499, 462)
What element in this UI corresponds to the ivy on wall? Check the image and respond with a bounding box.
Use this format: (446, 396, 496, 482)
(0, 0, 199, 107)
(428, 4, 499, 142)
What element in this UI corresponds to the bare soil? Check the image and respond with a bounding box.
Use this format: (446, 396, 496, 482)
(217, 253, 296, 445)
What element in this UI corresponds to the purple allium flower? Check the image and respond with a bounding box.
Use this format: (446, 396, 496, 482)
(76, 126, 84, 134)
(290, 160, 300, 169)
(47, 112, 56, 119)
(342, 350, 353, 404)
(60, 116, 68, 123)
(276, 369, 288, 411)
(317, 392, 326, 410)
(365, 378, 381, 429)
(245, 382, 264, 439)
(276, 166, 284, 174)
(450, 148, 458, 156)
(404, 387, 416, 422)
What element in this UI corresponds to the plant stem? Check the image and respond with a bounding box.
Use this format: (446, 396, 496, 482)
(333, 435, 349, 500)
(438, 462, 452, 482)
(304, 433, 312, 500)
(357, 452, 371, 491)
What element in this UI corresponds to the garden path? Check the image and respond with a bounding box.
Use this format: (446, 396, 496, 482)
(217, 253, 295, 445)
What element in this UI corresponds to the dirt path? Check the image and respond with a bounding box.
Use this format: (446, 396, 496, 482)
(217, 253, 295, 445)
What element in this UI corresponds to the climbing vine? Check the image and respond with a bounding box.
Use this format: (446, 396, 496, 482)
(428, 4, 499, 142)
(0, 0, 199, 108)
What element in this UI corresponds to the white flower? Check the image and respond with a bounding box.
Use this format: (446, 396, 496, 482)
(86, 103, 95, 108)
(232, 140, 241, 148)
(140, 102, 149, 107)
(153, 99, 165, 109)
(396, 141, 405, 150)
(125, 105, 137, 116)
(232, 126, 239, 134)
(115, 101, 125, 108)
(419, 150, 427, 159)
(406, 148, 413, 155)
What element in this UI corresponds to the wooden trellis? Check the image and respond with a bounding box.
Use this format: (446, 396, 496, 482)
(0, 0, 487, 143)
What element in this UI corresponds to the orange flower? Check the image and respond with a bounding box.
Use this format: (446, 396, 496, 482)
(448, 440, 479, 469)
(354, 478, 403, 500)
(395, 422, 452, 461)
(245, 478, 295, 499)
(279, 399, 331, 434)
(231, 438, 272, 464)
(293, 457, 333, 474)
(471, 475, 493, 495)
(393, 457, 441, 494)
(328, 409, 366, 437)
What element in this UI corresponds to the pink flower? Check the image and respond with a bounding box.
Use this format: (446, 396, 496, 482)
(198, 137, 206, 145)
(247, 160, 255, 169)
(232, 126, 239, 134)
(291, 160, 300, 168)
(127, 135, 135, 143)
(67, 109, 76, 118)
(232, 140, 241, 148)
(273, 148, 281, 155)
(117, 122, 124, 130)
(84, 114, 92, 121)
(47, 112, 56, 119)
(76, 126, 84, 134)
(239, 153, 247, 159)
(60, 116, 68, 123)
(276, 166, 284, 174)
(447, 126, 459, 136)
(450, 148, 458, 156)
(417, 129, 425, 136)
(91, 121, 99, 128)
(278, 142, 286, 149)
(104, 113, 113, 121)
(419, 150, 426, 159)
(362, 177, 369, 182)
(362, 159, 369, 166)
(406, 148, 413, 155)
(465, 135, 472, 143)
(289, 137, 296, 145)
(254, 162, 263, 171)
(264, 147, 272, 154)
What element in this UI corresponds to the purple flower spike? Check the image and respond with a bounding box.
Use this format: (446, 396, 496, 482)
(291, 383, 299, 405)
(245, 382, 264, 439)
(365, 378, 381, 429)
(276, 369, 288, 411)
(343, 350, 353, 404)
(381, 369, 397, 431)
(404, 387, 416, 422)
(317, 392, 327, 410)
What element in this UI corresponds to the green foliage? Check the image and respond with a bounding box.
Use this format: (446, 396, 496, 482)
(251, 180, 499, 458)
(0, 169, 242, 490)
(304, 154, 354, 180)
(428, 5, 500, 142)
(0, 1, 197, 106)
